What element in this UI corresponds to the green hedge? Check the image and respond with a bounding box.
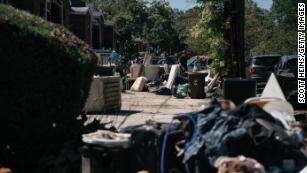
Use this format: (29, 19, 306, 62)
(0, 4, 97, 171)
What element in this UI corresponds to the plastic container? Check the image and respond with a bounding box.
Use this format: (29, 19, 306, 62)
(223, 78, 256, 105)
(188, 73, 207, 99)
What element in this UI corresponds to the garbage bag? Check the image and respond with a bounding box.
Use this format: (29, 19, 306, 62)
(174, 84, 189, 98)
(183, 100, 307, 173)
(155, 87, 172, 95)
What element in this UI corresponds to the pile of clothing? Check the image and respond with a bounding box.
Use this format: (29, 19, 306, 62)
(178, 99, 307, 173)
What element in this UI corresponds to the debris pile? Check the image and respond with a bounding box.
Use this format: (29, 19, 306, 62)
(81, 98, 307, 173)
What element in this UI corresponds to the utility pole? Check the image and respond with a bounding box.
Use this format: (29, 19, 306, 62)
(229, 0, 245, 78)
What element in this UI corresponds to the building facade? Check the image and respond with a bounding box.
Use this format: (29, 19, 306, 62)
(5, 0, 70, 27)
(1, 0, 119, 51)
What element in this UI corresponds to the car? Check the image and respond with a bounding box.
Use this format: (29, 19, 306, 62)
(248, 54, 281, 92)
(273, 55, 306, 108)
(249, 54, 282, 82)
(274, 55, 298, 79)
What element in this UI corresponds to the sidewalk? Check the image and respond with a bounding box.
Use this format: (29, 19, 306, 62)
(85, 92, 210, 129)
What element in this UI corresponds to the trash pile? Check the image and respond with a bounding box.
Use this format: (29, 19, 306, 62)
(81, 97, 307, 173)
(125, 52, 220, 98)
(81, 56, 307, 173)
(181, 99, 307, 173)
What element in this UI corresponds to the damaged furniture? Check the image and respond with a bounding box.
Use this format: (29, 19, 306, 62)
(144, 65, 164, 81)
(83, 76, 121, 113)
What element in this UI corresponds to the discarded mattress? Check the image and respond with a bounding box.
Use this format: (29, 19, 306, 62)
(131, 64, 144, 78)
(144, 65, 162, 81)
(130, 76, 148, 92)
(143, 53, 152, 66)
(166, 64, 180, 89)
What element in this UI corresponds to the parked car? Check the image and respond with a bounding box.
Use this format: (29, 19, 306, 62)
(248, 54, 281, 92)
(274, 55, 306, 108)
(275, 55, 298, 79)
(249, 54, 282, 82)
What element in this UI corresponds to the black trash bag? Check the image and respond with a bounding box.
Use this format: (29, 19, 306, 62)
(156, 87, 172, 95)
(183, 100, 307, 173)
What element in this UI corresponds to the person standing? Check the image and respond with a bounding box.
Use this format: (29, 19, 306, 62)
(163, 52, 174, 74)
(178, 50, 189, 71)
(109, 50, 120, 65)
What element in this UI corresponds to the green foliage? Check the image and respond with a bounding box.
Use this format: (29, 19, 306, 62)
(89, 0, 182, 55)
(245, 0, 273, 60)
(188, 1, 230, 75)
(87, 0, 115, 20)
(188, 0, 299, 73)
(212, 87, 223, 98)
(144, 0, 180, 52)
(268, 0, 298, 54)
(245, 0, 298, 61)
(89, 0, 148, 58)
(176, 7, 203, 54)
(113, 14, 136, 57)
(0, 4, 97, 171)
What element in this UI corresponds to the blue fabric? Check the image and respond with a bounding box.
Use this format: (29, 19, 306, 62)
(182, 100, 307, 173)
(110, 51, 120, 61)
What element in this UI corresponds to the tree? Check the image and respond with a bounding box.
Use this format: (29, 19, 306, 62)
(268, 0, 298, 54)
(113, 14, 136, 57)
(88, 0, 148, 58)
(245, 0, 299, 59)
(245, 0, 274, 60)
(174, 7, 203, 54)
(144, 0, 181, 53)
(112, 0, 148, 57)
(87, 0, 115, 20)
(188, 0, 230, 74)
(88, 0, 183, 55)
(0, 4, 97, 171)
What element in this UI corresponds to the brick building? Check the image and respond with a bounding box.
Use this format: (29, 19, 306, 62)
(69, 7, 92, 46)
(3, 0, 70, 27)
(1, 0, 118, 51)
(89, 4, 104, 50)
(69, 4, 104, 49)
(104, 20, 119, 50)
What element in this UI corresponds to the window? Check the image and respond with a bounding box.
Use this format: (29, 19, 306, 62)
(252, 56, 280, 66)
(285, 58, 297, 70)
(0, 0, 8, 4)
